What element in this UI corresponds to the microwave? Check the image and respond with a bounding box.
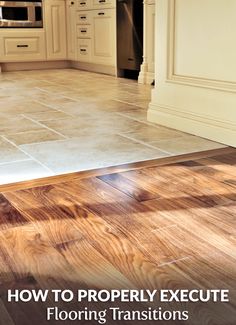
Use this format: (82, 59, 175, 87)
(0, 1, 43, 27)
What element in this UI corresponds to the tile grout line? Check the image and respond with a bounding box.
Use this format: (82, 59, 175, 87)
(116, 111, 193, 136)
(33, 99, 76, 118)
(0, 158, 32, 167)
(21, 114, 68, 139)
(118, 133, 173, 155)
(114, 98, 149, 109)
(1, 135, 54, 174)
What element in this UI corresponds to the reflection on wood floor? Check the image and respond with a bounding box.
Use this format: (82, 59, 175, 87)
(0, 147, 236, 325)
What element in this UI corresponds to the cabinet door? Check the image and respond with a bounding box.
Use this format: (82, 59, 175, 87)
(91, 9, 116, 66)
(45, 0, 67, 60)
(66, 0, 76, 60)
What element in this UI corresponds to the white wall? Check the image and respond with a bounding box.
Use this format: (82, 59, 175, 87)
(148, 0, 236, 147)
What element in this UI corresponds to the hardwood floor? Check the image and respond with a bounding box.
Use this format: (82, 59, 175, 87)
(0, 148, 235, 324)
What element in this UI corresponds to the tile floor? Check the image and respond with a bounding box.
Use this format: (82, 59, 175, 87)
(0, 69, 226, 184)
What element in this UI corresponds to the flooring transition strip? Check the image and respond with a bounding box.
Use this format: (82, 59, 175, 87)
(0, 147, 234, 193)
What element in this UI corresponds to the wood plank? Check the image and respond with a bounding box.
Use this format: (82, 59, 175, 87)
(0, 299, 15, 325)
(209, 151, 236, 165)
(0, 194, 28, 230)
(3, 186, 171, 289)
(97, 172, 161, 201)
(144, 199, 236, 259)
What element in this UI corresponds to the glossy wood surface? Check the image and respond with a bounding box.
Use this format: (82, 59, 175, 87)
(0, 148, 235, 324)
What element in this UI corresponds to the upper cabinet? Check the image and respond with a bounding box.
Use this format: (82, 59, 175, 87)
(44, 0, 67, 60)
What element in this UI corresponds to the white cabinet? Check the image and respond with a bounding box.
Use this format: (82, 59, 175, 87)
(0, 30, 46, 62)
(66, 0, 77, 60)
(44, 0, 67, 60)
(75, 1, 116, 68)
(91, 9, 116, 65)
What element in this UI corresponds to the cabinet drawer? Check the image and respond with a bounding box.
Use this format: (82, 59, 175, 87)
(5, 38, 39, 55)
(78, 39, 91, 61)
(77, 11, 92, 24)
(77, 0, 91, 10)
(77, 25, 92, 38)
(92, 0, 115, 9)
(0, 32, 46, 62)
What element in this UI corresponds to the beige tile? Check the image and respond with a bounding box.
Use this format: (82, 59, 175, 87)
(0, 100, 51, 116)
(151, 135, 226, 154)
(0, 137, 29, 164)
(0, 68, 226, 184)
(118, 110, 148, 122)
(20, 135, 169, 174)
(24, 110, 72, 121)
(5, 129, 65, 145)
(42, 115, 147, 137)
(0, 116, 43, 135)
(0, 160, 52, 184)
(95, 100, 144, 113)
(121, 124, 186, 143)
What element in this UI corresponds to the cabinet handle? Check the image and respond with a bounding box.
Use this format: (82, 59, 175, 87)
(99, 0, 106, 3)
(71, 1, 74, 4)
(81, 29, 87, 33)
(17, 45, 29, 48)
(80, 16, 86, 19)
(80, 1, 86, 4)
(80, 49, 87, 52)
(98, 12, 105, 15)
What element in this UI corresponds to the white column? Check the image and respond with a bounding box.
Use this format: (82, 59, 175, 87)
(138, 0, 149, 84)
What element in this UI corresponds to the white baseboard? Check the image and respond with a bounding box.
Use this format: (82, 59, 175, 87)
(148, 103, 236, 147)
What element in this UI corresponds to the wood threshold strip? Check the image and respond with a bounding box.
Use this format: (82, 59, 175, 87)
(0, 147, 234, 193)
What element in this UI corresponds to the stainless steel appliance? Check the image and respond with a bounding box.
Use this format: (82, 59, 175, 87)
(0, 0, 43, 27)
(117, 0, 143, 75)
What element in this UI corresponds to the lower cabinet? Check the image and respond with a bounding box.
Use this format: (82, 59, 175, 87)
(0, 0, 67, 63)
(44, 0, 67, 60)
(0, 0, 117, 68)
(75, 3, 116, 70)
(0, 30, 46, 62)
(91, 9, 116, 66)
